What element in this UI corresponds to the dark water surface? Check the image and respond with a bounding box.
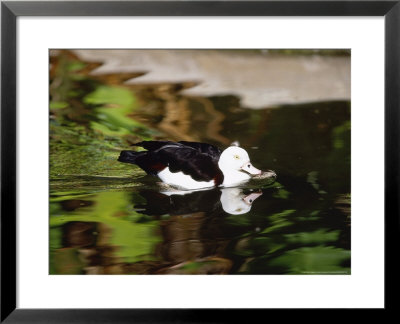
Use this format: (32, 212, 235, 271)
(50, 50, 350, 274)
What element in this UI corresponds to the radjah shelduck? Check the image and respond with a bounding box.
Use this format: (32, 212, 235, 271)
(118, 140, 274, 190)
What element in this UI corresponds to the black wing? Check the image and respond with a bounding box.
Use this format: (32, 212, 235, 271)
(131, 141, 223, 183)
(178, 141, 222, 163)
(132, 140, 222, 161)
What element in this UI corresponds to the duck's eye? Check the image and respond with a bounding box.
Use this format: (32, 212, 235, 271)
(247, 164, 251, 168)
(234, 155, 240, 160)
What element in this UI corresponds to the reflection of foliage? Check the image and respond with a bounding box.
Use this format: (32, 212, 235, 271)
(84, 85, 149, 137)
(50, 50, 147, 136)
(268, 246, 350, 274)
(49, 50, 156, 178)
(332, 121, 351, 150)
(260, 209, 295, 234)
(223, 185, 350, 274)
(130, 93, 232, 145)
(50, 192, 161, 274)
(233, 226, 350, 274)
(284, 229, 340, 244)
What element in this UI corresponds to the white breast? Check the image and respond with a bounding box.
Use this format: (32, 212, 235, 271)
(157, 168, 215, 190)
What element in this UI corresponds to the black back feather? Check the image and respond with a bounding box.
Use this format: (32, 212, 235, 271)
(177, 141, 222, 163)
(120, 141, 224, 183)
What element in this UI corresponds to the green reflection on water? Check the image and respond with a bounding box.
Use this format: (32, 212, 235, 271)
(50, 191, 161, 274)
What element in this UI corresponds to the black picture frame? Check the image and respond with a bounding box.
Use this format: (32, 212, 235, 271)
(1, 0, 398, 321)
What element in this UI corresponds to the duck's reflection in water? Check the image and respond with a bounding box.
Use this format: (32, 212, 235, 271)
(135, 187, 262, 274)
(220, 188, 263, 215)
(58, 187, 264, 274)
(138, 187, 262, 216)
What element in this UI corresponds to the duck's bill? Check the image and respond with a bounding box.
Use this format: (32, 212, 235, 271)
(260, 170, 277, 179)
(241, 162, 262, 175)
(243, 191, 263, 205)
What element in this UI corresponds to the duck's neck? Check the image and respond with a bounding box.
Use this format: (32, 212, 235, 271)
(220, 169, 251, 187)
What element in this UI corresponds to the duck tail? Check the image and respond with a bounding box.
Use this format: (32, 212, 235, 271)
(118, 150, 145, 164)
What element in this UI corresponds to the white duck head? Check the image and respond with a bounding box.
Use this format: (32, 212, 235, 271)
(218, 146, 262, 187)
